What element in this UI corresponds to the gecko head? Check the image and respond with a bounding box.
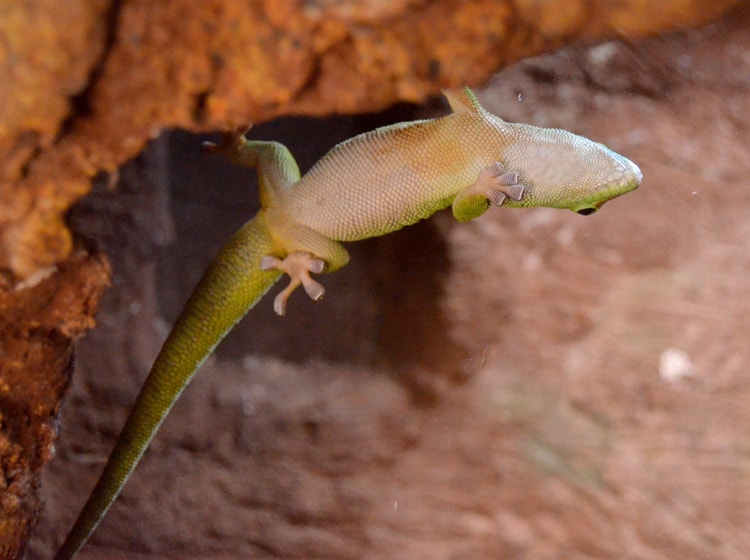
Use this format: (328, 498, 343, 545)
(498, 124, 642, 214)
(564, 147, 642, 215)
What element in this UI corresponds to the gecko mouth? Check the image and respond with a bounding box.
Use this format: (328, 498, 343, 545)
(572, 159, 642, 215)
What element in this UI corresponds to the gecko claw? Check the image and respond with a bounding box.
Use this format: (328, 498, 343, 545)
(261, 252, 327, 315)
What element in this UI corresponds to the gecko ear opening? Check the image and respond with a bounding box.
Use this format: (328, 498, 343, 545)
(575, 207, 597, 216)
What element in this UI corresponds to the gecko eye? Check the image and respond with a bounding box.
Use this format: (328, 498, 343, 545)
(576, 207, 597, 216)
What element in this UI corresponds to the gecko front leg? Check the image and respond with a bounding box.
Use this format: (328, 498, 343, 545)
(452, 162, 527, 222)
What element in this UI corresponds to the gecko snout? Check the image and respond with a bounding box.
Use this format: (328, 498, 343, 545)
(572, 157, 642, 216)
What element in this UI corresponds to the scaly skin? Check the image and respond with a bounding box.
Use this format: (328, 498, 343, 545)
(54, 87, 641, 559)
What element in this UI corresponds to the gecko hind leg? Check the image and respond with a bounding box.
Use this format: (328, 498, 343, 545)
(261, 253, 326, 316)
(261, 215, 350, 316)
(201, 124, 253, 156)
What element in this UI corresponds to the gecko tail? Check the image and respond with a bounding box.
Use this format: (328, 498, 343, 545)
(54, 211, 281, 560)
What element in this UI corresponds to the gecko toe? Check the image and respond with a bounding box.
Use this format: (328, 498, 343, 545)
(260, 255, 282, 270)
(505, 183, 526, 201)
(302, 278, 326, 301)
(308, 258, 326, 274)
(489, 190, 507, 206)
(488, 162, 505, 175)
(497, 171, 519, 186)
(273, 291, 290, 316)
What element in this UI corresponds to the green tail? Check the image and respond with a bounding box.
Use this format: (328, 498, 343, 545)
(55, 212, 281, 560)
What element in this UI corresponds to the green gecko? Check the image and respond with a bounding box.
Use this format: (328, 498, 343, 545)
(53, 87, 641, 559)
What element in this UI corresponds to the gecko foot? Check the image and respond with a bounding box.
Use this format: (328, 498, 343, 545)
(260, 252, 326, 316)
(201, 124, 254, 155)
(479, 162, 526, 206)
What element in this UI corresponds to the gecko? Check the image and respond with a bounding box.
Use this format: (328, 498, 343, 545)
(53, 87, 641, 559)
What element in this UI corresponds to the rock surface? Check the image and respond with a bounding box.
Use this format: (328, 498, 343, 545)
(0, 250, 109, 560)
